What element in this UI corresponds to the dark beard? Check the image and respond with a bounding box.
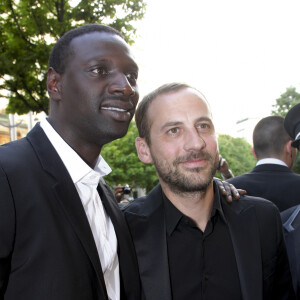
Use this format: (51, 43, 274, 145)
(152, 151, 219, 195)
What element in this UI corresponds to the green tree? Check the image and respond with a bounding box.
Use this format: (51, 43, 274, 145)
(101, 122, 158, 193)
(271, 87, 300, 117)
(0, 0, 145, 115)
(218, 134, 256, 177)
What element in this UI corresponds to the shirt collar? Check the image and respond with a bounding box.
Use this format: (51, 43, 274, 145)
(163, 182, 226, 236)
(256, 158, 287, 167)
(40, 118, 111, 184)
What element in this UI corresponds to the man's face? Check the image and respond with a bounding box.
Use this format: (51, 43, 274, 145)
(139, 88, 219, 194)
(58, 31, 139, 146)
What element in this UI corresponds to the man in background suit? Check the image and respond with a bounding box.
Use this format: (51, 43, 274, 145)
(0, 24, 140, 299)
(124, 83, 295, 300)
(282, 103, 300, 297)
(228, 116, 300, 211)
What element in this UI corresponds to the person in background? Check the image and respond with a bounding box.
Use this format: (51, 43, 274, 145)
(114, 184, 133, 204)
(282, 103, 300, 298)
(0, 24, 141, 300)
(227, 116, 300, 211)
(123, 83, 295, 300)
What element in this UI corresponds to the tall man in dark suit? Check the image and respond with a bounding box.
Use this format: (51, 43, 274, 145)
(124, 83, 295, 300)
(227, 116, 300, 211)
(0, 24, 141, 300)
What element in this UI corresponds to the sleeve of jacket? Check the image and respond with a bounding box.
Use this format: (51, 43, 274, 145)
(0, 165, 15, 298)
(267, 204, 296, 299)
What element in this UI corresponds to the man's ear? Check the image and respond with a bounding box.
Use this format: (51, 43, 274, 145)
(285, 140, 293, 155)
(136, 137, 153, 164)
(284, 140, 296, 169)
(47, 67, 62, 101)
(251, 147, 257, 159)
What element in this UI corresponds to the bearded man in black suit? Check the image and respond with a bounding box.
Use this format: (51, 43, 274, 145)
(123, 83, 295, 300)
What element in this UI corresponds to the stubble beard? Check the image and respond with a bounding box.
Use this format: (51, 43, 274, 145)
(151, 150, 219, 196)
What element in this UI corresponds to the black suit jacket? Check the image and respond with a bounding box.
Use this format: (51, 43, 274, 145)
(123, 184, 295, 300)
(281, 205, 300, 298)
(227, 164, 300, 211)
(0, 124, 140, 300)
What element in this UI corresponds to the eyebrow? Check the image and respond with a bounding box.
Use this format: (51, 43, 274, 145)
(84, 57, 111, 66)
(195, 117, 213, 123)
(85, 57, 139, 72)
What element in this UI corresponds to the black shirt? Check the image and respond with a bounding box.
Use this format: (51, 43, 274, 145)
(163, 184, 242, 300)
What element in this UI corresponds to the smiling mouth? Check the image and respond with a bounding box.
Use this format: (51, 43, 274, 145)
(101, 107, 129, 112)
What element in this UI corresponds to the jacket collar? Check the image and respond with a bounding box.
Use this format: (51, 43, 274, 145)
(251, 163, 291, 174)
(124, 185, 172, 300)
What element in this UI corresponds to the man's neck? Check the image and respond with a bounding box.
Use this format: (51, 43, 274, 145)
(161, 181, 215, 232)
(47, 117, 102, 169)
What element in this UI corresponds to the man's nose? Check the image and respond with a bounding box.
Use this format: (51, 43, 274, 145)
(108, 73, 135, 97)
(183, 129, 206, 152)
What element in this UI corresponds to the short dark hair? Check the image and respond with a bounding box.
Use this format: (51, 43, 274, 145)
(253, 116, 291, 159)
(49, 24, 124, 74)
(135, 83, 198, 145)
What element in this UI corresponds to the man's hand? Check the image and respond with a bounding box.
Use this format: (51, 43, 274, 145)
(214, 177, 246, 203)
(114, 184, 124, 203)
(217, 155, 234, 180)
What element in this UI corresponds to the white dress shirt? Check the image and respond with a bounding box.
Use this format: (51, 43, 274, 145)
(256, 157, 288, 167)
(40, 118, 120, 300)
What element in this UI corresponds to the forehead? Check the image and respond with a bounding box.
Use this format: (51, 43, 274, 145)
(68, 31, 137, 68)
(148, 88, 212, 126)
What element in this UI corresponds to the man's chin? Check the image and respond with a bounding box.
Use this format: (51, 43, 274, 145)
(104, 122, 131, 141)
(165, 174, 214, 194)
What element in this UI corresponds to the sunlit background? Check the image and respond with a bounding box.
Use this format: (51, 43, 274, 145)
(1, 0, 300, 143)
(132, 0, 300, 141)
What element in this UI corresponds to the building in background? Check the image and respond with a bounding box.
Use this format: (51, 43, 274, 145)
(234, 117, 260, 144)
(0, 100, 45, 145)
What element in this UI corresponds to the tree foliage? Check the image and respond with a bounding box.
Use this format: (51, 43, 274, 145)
(217, 134, 256, 177)
(271, 86, 300, 117)
(0, 0, 145, 115)
(101, 122, 158, 193)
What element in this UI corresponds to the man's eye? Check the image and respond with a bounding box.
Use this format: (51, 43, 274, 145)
(91, 67, 110, 76)
(200, 124, 209, 128)
(197, 123, 210, 131)
(126, 72, 138, 84)
(168, 128, 179, 134)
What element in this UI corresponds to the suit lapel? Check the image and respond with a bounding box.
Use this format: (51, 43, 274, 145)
(223, 199, 263, 300)
(124, 186, 172, 300)
(98, 180, 141, 300)
(27, 124, 108, 299)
